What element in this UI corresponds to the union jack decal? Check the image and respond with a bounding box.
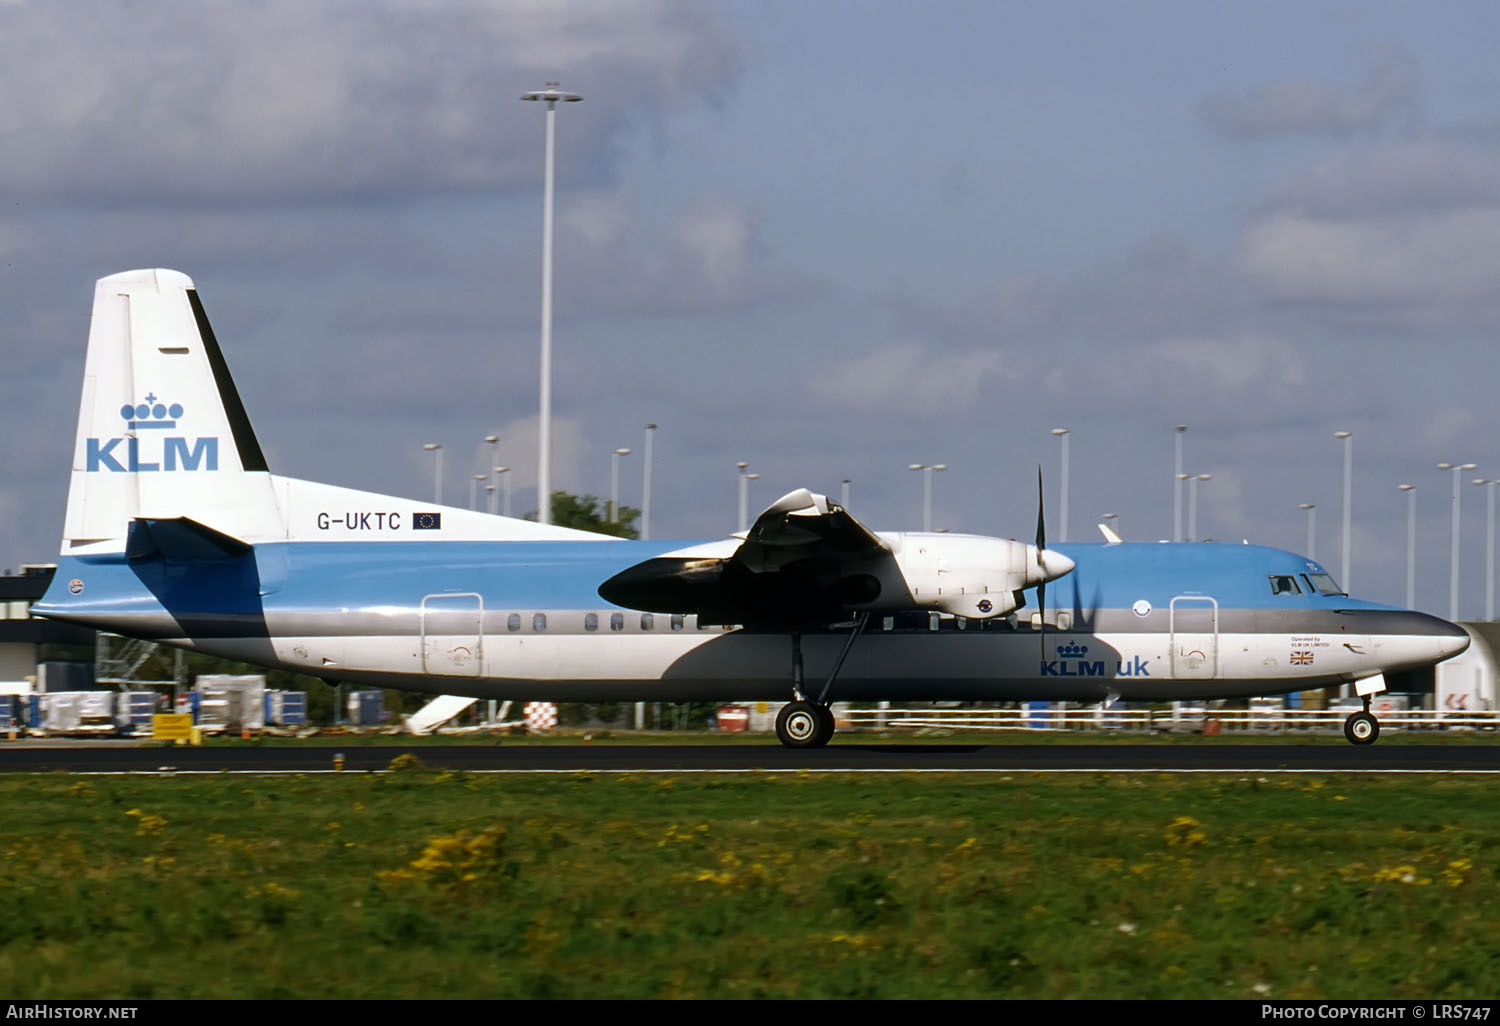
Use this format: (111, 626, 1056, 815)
(1290, 650, 1314, 665)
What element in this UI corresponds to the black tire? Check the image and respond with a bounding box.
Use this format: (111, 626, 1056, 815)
(776, 701, 830, 749)
(1344, 711, 1380, 746)
(814, 703, 837, 746)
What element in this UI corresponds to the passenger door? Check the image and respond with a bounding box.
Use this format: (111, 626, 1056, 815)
(421, 593, 483, 676)
(1170, 596, 1218, 679)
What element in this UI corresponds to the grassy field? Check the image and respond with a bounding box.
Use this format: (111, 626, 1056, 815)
(2, 767, 1498, 999)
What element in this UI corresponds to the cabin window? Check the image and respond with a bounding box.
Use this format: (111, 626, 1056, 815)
(1269, 575, 1302, 596)
(610, 613, 624, 631)
(671, 614, 684, 631)
(640, 613, 654, 631)
(507, 613, 521, 633)
(882, 616, 894, 632)
(1056, 611, 1072, 632)
(533, 613, 547, 632)
(585, 613, 598, 632)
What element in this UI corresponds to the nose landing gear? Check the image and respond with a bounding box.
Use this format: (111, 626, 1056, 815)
(1343, 698, 1380, 746)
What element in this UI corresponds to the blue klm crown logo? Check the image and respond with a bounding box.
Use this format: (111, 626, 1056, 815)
(120, 394, 184, 430)
(1042, 641, 1151, 678)
(87, 391, 216, 473)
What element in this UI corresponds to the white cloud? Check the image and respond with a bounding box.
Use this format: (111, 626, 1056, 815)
(557, 189, 809, 315)
(1239, 136, 1500, 329)
(472, 413, 586, 497)
(1417, 408, 1479, 453)
(881, 273, 1063, 352)
(822, 344, 1011, 415)
(562, 189, 634, 249)
(1242, 209, 1500, 310)
(0, 0, 739, 203)
(1200, 49, 1419, 140)
(671, 195, 757, 293)
(1146, 335, 1308, 391)
(1264, 139, 1500, 220)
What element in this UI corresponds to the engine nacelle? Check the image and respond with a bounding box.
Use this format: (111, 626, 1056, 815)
(931, 589, 1026, 618)
(597, 523, 1074, 627)
(888, 533, 1073, 619)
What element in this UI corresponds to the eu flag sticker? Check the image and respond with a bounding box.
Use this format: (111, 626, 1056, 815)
(414, 512, 442, 530)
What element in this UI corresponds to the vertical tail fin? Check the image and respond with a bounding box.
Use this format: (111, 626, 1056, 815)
(62, 269, 282, 554)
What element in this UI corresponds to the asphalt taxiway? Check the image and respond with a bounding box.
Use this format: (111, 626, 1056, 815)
(2, 741, 1499, 773)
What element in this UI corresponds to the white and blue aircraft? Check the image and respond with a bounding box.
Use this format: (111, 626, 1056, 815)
(35, 269, 1470, 747)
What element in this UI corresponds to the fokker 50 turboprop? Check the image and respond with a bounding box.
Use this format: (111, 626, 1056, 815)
(35, 270, 1469, 747)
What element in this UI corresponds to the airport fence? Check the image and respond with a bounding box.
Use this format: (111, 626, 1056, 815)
(835, 704, 1500, 736)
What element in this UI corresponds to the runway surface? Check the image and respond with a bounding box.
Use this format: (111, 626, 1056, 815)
(2, 740, 1499, 773)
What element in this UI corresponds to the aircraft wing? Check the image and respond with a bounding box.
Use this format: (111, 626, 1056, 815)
(733, 488, 886, 573)
(599, 489, 906, 626)
(599, 487, 1074, 626)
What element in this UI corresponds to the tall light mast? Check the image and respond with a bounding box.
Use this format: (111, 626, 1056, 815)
(520, 83, 582, 523)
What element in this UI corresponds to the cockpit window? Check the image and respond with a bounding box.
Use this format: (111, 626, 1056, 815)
(1304, 573, 1345, 596)
(1269, 575, 1302, 596)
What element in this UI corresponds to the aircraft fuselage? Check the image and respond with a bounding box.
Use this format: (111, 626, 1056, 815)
(38, 538, 1468, 704)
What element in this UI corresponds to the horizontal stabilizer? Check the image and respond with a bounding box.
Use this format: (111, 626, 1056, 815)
(125, 517, 252, 562)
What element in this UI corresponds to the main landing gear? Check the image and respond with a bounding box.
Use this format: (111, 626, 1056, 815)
(774, 613, 869, 749)
(776, 700, 836, 748)
(1343, 697, 1381, 746)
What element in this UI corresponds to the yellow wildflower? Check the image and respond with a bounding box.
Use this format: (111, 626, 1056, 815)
(1164, 816, 1206, 848)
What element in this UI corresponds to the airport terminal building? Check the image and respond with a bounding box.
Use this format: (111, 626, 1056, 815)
(1, 565, 95, 690)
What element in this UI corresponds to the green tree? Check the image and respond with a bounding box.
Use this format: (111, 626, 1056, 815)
(527, 491, 640, 539)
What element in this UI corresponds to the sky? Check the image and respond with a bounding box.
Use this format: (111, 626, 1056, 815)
(4, 0, 1500, 618)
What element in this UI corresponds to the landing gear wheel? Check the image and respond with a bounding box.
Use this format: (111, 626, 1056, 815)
(814, 703, 836, 744)
(1344, 710, 1380, 746)
(777, 701, 833, 749)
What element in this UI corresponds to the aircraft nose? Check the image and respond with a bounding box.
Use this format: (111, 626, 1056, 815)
(1396, 611, 1470, 663)
(1436, 619, 1472, 660)
(1039, 548, 1075, 580)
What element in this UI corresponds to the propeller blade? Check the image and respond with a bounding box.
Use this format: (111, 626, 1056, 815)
(1035, 466, 1046, 554)
(1036, 465, 1047, 660)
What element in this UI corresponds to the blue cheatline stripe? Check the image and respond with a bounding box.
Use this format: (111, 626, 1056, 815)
(37, 538, 1398, 622)
(268, 538, 1384, 613)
